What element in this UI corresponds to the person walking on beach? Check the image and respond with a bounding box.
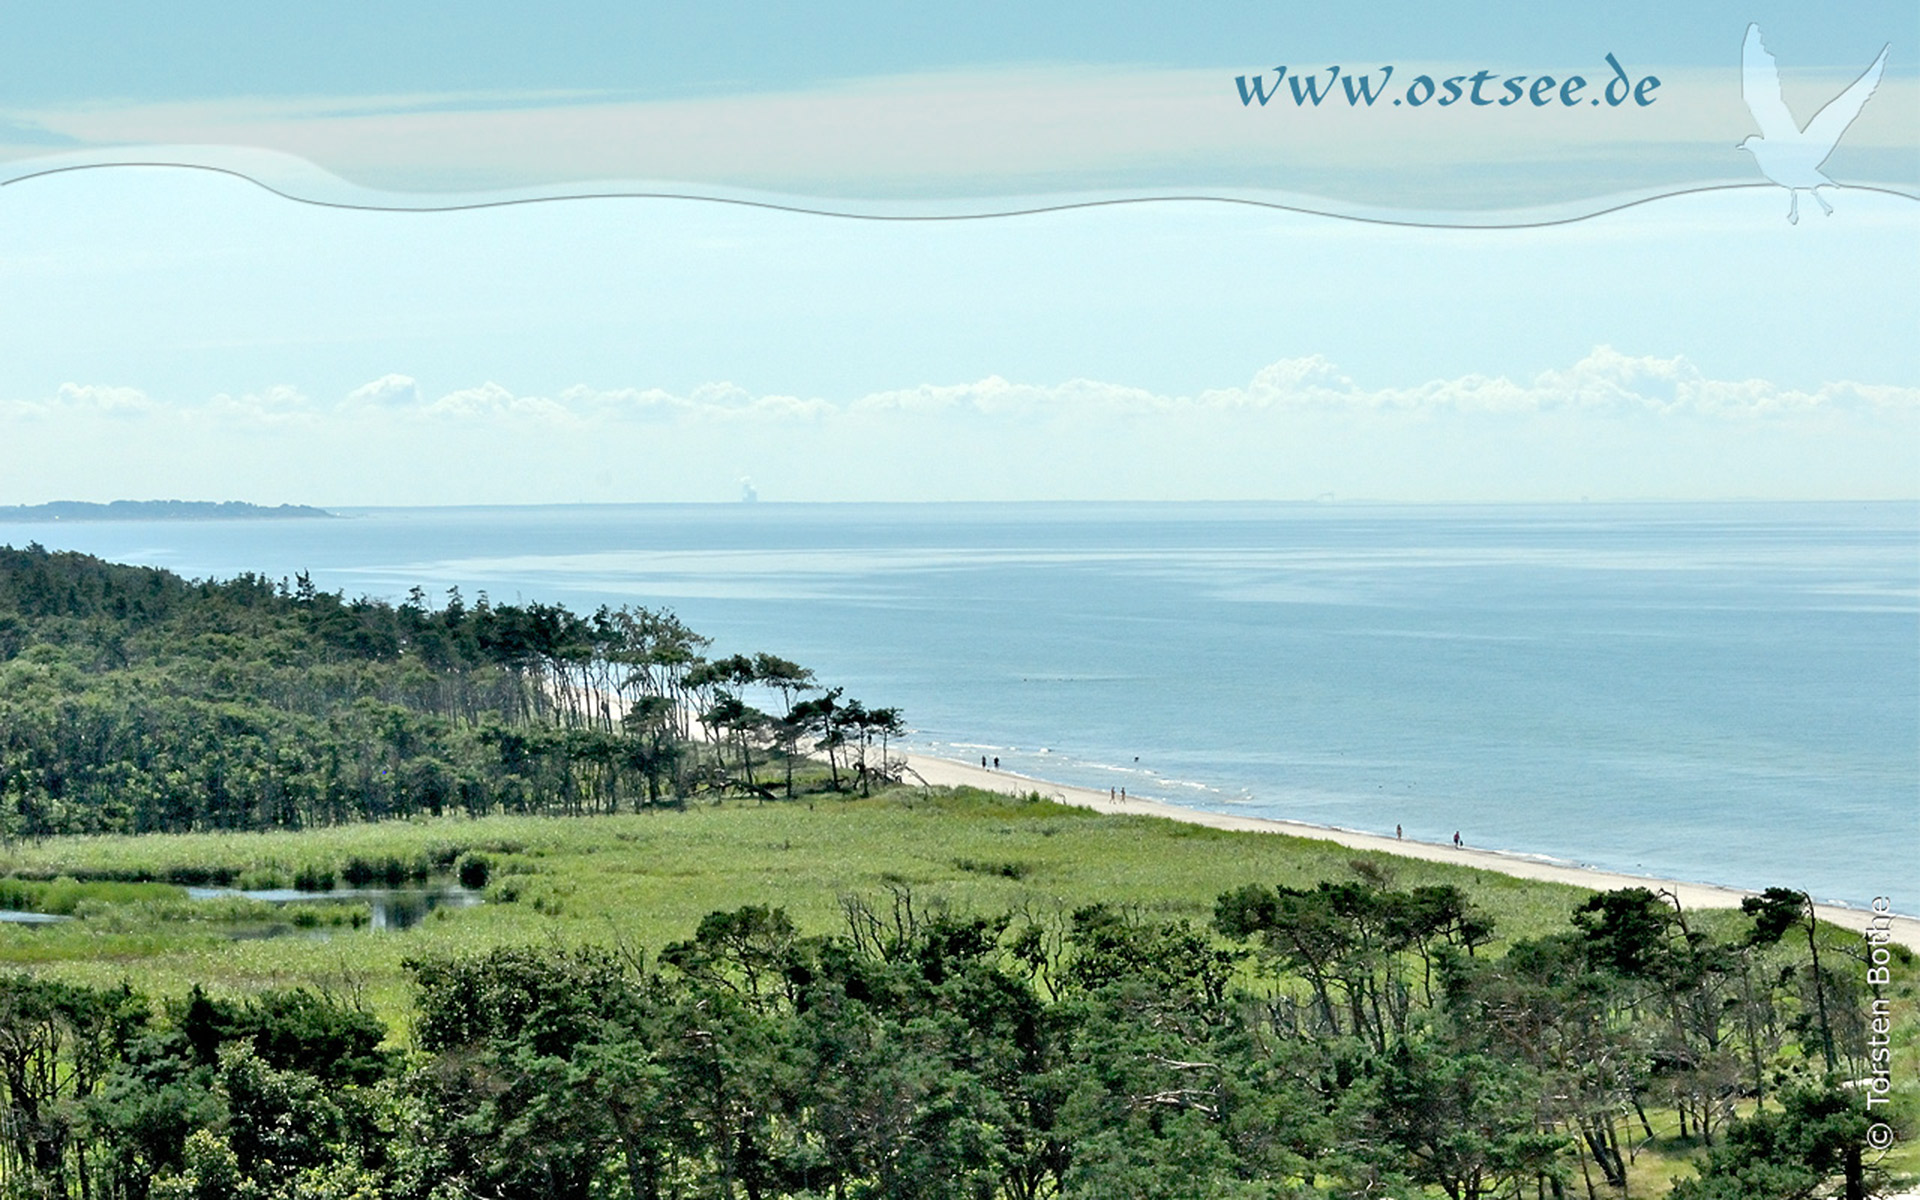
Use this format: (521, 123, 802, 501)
(981, 756, 987, 769)
(993, 757, 999, 769)
(1396, 824, 1402, 840)
(1453, 831, 1462, 848)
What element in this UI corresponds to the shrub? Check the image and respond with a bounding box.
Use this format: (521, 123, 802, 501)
(456, 853, 491, 890)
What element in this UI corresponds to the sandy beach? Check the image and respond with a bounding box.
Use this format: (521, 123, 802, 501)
(898, 751, 1920, 951)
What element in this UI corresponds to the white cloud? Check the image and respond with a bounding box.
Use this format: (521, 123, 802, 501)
(56, 382, 156, 414)
(2, 351, 1912, 505)
(19, 352, 1920, 430)
(559, 385, 692, 421)
(834, 349, 1914, 421)
(204, 385, 314, 424)
(1170, 347, 1918, 418)
(0, 383, 157, 418)
(344, 374, 422, 408)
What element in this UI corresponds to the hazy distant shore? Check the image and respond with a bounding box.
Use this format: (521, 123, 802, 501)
(900, 751, 1920, 950)
(0, 500, 334, 522)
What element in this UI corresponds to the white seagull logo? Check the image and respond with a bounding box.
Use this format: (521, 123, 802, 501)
(1738, 24, 1889, 223)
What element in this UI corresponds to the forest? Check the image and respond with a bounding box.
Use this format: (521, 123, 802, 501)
(0, 878, 1904, 1199)
(0, 543, 899, 839)
(0, 544, 1911, 1198)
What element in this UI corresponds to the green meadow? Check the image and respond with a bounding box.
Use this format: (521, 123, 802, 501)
(0, 783, 1594, 1022)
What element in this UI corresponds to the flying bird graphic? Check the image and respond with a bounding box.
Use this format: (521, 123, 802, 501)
(1738, 24, 1889, 224)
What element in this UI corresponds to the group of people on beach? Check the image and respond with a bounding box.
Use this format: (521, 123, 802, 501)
(1394, 823, 1464, 849)
(974, 756, 1465, 848)
(974, 754, 1149, 804)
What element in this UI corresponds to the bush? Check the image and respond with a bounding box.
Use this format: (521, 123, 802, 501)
(954, 857, 1031, 880)
(456, 853, 492, 890)
(292, 863, 336, 891)
(341, 855, 418, 887)
(235, 866, 291, 891)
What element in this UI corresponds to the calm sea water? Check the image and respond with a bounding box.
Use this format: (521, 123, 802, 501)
(4, 502, 1914, 909)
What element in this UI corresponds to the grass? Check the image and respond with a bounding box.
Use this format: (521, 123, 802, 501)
(0, 784, 1595, 1020)
(0, 876, 185, 914)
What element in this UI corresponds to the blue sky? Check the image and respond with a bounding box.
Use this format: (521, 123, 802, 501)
(2, 2, 1911, 104)
(0, 5, 1913, 504)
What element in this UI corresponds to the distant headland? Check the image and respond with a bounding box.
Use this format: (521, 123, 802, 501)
(0, 500, 335, 522)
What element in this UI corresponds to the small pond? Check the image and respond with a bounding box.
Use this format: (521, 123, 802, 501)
(186, 885, 483, 931)
(0, 883, 482, 932)
(0, 910, 71, 925)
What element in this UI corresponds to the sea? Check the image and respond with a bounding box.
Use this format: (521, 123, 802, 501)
(3, 501, 1914, 910)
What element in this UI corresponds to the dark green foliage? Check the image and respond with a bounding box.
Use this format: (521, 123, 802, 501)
(455, 851, 491, 889)
(410, 944, 639, 1056)
(0, 879, 1892, 1198)
(1214, 879, 1489, 1053)
(0, 545, 880, 838)
(1668, 1086, 1881, 1200)
(404, 946, 653, 1199)
(173, 987, 393, 1087)
(0, 976, 388, 1199)
(1741, 886, 1808, 949)
(1572, 886, 1678, 977)
(1355, 1043, 1566, 1200)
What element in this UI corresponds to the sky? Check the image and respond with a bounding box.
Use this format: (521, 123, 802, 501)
(3, 3, 1913, 205)
(0, 4, 1914, 504)
(3, 2, 1911, 103)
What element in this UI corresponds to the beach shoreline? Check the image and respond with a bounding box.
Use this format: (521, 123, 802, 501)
(897, 750, 1920, 951)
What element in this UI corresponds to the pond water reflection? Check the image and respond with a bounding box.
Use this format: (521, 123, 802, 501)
(185, 885, 483, 930)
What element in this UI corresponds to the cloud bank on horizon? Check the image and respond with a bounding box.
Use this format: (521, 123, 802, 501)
(4, 347, 1912, 505)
